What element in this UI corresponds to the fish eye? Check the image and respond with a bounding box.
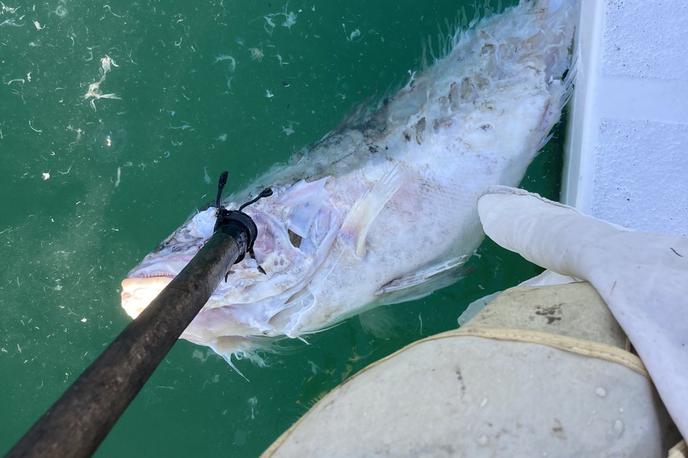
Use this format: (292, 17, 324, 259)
(287, 229, 302, 248)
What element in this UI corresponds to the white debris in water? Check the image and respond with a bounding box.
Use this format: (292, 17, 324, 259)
(1, 2, 20, 14)
(595, 387, 607, 398)
(105, 134, 112, 147)
(84, 82, 120, 109)
(100, 55, 118, 74)
(114, 167, 121, 187)
(192, 348, 212, 362)
(0, 18, 24, 27)
(282, 11, 297, 29)
(32, 20, 43, 30)
(281, 124, 294, 136)
(67, 124, 84, 142)
(248, 47, 264, 61)
(348, 28, 361, 41)
(54, 4, 67, 17)
(214, 54, 236, 72)
(265, 89, 274, 98)
(103, 4, 124, 18)
(28, 120, 42, 133)
(263, 4, 298, 34)
(169, 122, 192, 131)
(80, 317, 88, 323)
(83, 54, 121, 110)
(41, 172, 50, 181)
(247, 396, 258, 420)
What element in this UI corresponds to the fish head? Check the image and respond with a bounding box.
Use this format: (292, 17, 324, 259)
(120, 178, 339, 337)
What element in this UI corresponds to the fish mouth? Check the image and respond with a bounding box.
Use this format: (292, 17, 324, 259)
(120, 275, 173, 319)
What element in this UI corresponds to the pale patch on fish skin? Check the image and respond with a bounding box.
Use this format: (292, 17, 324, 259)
(248, 47, 264, 61)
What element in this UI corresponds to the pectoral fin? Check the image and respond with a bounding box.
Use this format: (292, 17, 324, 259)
(341, 164, 405, 257)
(374, 255, 470, 305)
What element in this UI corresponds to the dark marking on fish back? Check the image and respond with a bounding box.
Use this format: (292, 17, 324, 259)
(415, 117, 426, 144)
(449, 81, 460, 111)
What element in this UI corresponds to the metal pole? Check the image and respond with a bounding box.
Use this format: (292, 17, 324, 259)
(7, 221, 249, 458)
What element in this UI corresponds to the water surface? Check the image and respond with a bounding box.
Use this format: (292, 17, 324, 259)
(0, 0, 563, 455)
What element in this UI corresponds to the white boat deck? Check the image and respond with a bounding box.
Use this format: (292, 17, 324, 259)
(563, 0, 688, 236)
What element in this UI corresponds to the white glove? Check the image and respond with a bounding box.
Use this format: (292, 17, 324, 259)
(478, 186, 688, 438)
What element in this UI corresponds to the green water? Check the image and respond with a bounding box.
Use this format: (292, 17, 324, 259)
(0, 0, 563, 455)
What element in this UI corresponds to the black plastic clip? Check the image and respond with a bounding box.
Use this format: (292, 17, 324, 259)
(213, 171, 272, 279)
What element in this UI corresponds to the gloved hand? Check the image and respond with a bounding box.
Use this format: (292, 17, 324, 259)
(478, 186, 688, 439)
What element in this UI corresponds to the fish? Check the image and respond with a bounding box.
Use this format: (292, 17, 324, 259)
(121, 0, 578, 363)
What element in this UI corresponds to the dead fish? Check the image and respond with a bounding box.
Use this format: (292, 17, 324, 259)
(121, 0, 577, 364)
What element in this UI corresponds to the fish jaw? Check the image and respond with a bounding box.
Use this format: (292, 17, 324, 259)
(120, 276, 172, 318)
(119, 178, 342, 336)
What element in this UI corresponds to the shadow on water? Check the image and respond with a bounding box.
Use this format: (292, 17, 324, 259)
(0, 0, 563, 455)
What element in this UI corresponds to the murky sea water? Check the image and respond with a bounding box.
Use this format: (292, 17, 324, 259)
(0, 0, 564, 455)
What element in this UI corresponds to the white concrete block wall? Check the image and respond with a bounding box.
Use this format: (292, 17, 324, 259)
(563, 0, 688, 236)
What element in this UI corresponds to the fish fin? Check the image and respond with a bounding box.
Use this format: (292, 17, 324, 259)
(374, 255, 470, 305)
(358, 306, 399, 338)
(209, 335, 283, 380)
(341, 164, 405, 257)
